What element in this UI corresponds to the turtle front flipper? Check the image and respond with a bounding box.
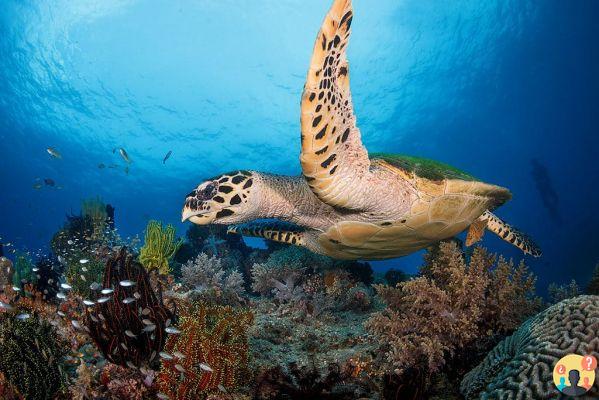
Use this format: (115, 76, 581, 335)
(469, 211, 542, 257)
(300, 0, 372, 210)
(228, 221, 307, 247)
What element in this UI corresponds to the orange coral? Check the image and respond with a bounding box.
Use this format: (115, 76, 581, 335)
(156, 303, 253, 399)
(366, 241, 541, 377)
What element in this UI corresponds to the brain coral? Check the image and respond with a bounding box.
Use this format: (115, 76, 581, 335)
(460, 295, 599, 399)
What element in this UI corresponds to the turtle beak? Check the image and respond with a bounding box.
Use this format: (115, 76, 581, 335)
(181, 207, 216, 225)
(181, 207, 199, 223)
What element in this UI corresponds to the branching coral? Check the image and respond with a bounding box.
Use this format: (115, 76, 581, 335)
(156, 303, 253, 399)
(181, 253, 246, 305)
(84, 248, 174, 368)
(547, 279, 580, 304)
(587, 263, 599, 295)
(460, 295, 599, 399)
(365, 242, 541, 379)
(139, 220, 183, 274)
(0, 311, 69, 400)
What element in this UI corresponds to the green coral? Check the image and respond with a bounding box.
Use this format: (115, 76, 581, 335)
(81, 196, 108, 239)
(0, 312, 68, 400)
(371, 153, 476, 181)
(64, 253, 104, 298)
(139, 220, 183, 274)
(11, 252, 35, 289)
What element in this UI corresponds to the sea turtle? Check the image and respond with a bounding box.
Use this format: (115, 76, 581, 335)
(181, 0, 541, 260)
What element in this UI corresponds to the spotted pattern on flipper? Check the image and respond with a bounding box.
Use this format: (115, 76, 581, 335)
(300, 0, 371, 209)
(482, 211, 542, 257)
(228, 221, 305, 246)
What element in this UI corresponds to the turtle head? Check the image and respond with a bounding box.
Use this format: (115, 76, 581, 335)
(182, 170, 258, 225)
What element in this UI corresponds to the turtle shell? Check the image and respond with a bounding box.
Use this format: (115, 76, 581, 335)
(316, 154, 512, 260)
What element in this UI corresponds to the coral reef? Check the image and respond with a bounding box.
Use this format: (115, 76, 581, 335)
(139, 220, 183, 274)
(547, 279, 581, 303)
(460, 295, 599, 399)
(587, 263, 599, 295)
(81, 196, 109, 239)
(64, 252, 104, 299)
(32, 254, 64, 301)
(156, 303, 253, 399)
(100, 363, 153, 400)
(0, 311, 69, 400)
(180, 252, 246, 305)
(0, 255, 13, 289)
(365, 242, 541, 381)
(383, 268, 409, 287)
(85, 247, 174, 368)
(11, 252, 35, 289)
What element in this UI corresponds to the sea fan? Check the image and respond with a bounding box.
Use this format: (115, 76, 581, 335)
(84, 247, 174, 368)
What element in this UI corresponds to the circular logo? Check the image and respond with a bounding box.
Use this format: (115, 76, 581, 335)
(553, 354, 597, 396)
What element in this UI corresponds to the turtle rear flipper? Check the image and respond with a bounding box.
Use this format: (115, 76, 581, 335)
(470, 211, 542, 257)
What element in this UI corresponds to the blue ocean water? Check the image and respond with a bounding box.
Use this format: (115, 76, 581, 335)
(0, 0, 597, 292)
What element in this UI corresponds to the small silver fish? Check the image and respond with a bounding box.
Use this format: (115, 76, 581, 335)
(218, 384, 227, 393)
(133, 291, 141, 299)
(173, 351, 185, 359)
(141, 308, 151, 315)
(174, 364, 185, 373)
(47, 147, 62, 159)
(125, 330, 137, 338)
(101, 288, 114, 295)
(82, 267, 88, 272)
(60, 283, 72, 290)
(0, 301, 14, 311)
(80, 274, 87, 281)
(165, 326, 181, 334)
(83, 300, 95, 306)
(90, 315, 99, 323)
(89, 282, 101, 291)
(71, 320, 82, 330)
(16, 313, 30, 320)
(163, 150, 172, 164)
(57, 310, 66, 317)
(159, 351, 174, 360)
(142, 324, 156, 333)
(56, 292, 67, 300)
(97, 297, 111, 303)
(119, 280, 135, 287)
(67, 240, 74, 245)
(119, 148, 131, 163)
(198, 363, 213, 372)
(79, 259, 89, 264)
(157, 393, 170, 400)
(142, 319, 154, 325)
(126, 360, 137, 369)
(12, 286, 20, 292)
(32, 267, 39, 272)
(122, 297, 136, 304)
